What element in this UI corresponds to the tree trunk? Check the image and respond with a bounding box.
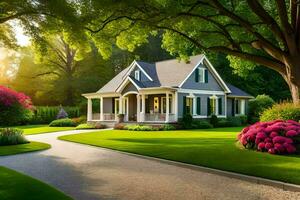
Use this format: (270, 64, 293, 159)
(282, 58, 300, 104)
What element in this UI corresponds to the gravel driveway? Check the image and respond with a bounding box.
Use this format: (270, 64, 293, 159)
(0, 129, 299, 200)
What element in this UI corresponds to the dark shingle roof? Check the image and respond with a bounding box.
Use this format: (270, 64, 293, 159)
(226, 83, 253, 98)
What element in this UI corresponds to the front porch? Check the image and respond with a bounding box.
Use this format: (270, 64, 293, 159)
(85, 89, 178, 124)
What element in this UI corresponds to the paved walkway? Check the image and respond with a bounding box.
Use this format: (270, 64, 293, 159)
(1, 130, 300, 200)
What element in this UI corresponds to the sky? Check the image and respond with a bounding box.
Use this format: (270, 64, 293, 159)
(11, 21, 31, 46)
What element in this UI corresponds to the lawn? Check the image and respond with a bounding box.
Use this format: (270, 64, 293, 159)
(0, 166, 72, 200)
(0, 142, 50, 156)
(59, 127, 300, 185)
(12, 125, 75, 135)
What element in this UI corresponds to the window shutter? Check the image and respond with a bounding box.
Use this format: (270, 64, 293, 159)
(231, 99, 235, 116)
(218, 98, 222, 115)
(197, 97, 201, 115)
(195, 68, 199, 82)
(205, 69, 208, 83)
(112, 98, 115, 114)
(139, 71, 141, 81)
(207, 97, 211, 116)
(183, 96, 186, 115)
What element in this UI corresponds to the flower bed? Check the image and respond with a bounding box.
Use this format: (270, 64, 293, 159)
(238, 120, 300, 154)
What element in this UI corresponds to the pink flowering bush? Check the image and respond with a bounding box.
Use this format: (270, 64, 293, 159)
(0, 86, 34, 126)
(238, 120, 300, 155)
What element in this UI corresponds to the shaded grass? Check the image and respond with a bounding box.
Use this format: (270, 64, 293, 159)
(12, 125, 75, 135)
(0, 142, 50, 156)
(0, 166, 72, 200)
(59, 127, 300, 185)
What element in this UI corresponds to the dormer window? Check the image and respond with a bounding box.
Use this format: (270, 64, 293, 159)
(135, 70, 140, 81)
(195, 67, 208, 83)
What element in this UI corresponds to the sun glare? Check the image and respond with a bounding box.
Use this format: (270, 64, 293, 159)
(10, 21, 30, 47)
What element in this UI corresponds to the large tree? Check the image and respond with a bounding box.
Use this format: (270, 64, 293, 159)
(79, 0, 300, 103)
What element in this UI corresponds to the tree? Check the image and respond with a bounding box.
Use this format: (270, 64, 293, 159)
(79, 0, 300, 103)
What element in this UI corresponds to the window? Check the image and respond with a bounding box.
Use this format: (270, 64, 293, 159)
(161, 96, 172, 113)
(186, 97, 193, 115)
(208, 96, 219, 116)
(210, 98, 216, 115)
(134, 70, 140, 81)
(235, 99, 245, 115)
(114, 99, 120, 114)
(195, 68, 208, 83)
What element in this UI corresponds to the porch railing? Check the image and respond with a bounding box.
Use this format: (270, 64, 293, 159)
(92, 113, 116, 121)
(143, 113, 176, 122)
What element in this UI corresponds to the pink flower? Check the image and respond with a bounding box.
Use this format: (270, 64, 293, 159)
(273, 136, 288, 144)
(274, 143, 285, 153)
(286, 130, 298, 137)
(268, 148, 276, 154)
(265, 143, 273, 150)
(269, 132, 278, 138)
(285, 144, 296, 154)
(258, 142, 265, 151)
(264, 137, 272, 143)
(256, 132, 267, 139)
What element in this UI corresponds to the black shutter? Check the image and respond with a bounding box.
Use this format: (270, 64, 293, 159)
(183, 96, 186, 115)
(112, 98, 115, 114)
(197, 97, 201, 115)
(218, 98, 222, 115)
(207, 97, 211, 116)
(139, 71, 141, 81)
(195, 68, 199, 82)
(231, 99, 235, 116)
(205, 69, 208, 83)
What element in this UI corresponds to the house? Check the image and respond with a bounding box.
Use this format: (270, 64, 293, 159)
(82, 54, 253, 124)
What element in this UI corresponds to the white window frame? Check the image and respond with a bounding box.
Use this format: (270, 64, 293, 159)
(209, 95, 219, 116)
(134, 70, 140, 81)
(161, 96, 172, 114)
(235, 99, 246, 115)
(198, 68, 206, 83)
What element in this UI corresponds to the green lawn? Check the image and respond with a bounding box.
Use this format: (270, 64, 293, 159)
(0, 166, 72, 200)
(59, 127, 300, 185)
(12, 125, 75, 135)
(0, 141, 50, 156)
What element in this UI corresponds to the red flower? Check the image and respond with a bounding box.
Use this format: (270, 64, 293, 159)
(0, 86, 33, 110)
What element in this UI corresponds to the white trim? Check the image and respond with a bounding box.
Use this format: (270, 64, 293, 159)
(178, 55, 205, 88)
(225, 94, 227, 117)
(178, 89, 225, 95)
(178, 55, 231, 93)
(134, 70, 140, 81)
(228, 95, 254, 99)
(122, 91, 139, 97)
(203, 56, 231, 93)
(174, 91, 178, 121)
(116, 76, 140, 93)
(193, 115, 226, 118)
(124, 60, 153, 81)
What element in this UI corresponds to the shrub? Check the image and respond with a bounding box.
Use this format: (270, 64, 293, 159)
(237, 120, 300, 155)
(125, 124, 159, 131)
(114, 123, 127, 130)
(191, 120, 213, 129)
(71, 116, 87, 125)
(248, 95, 275, 124)
(0, 86, 34, 126)
(180, 114, 193, 129)
(56, 107, 68, 119)
(260, 103, 300, 122)
(217, 119, 232, 127)
(161, 124, 176, 130)
(76, 123, 95, 129)
(0, 128, 28, 145)
(210, 115, 219, 127)
(30, 106, 80, 124)
(49, 118, 76, 127)
(94, 122, 106, 129)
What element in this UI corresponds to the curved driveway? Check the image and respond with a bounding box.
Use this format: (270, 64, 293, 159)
(0, 130, 299, 200)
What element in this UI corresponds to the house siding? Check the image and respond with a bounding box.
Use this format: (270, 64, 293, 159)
(177, 92, 225, 118)
(226, 97, 249, 117)
(130, 65, 151, 82)
(121, 82, 138, 95)
(103, 97, 113, 113)
(181, 63, 223, 91)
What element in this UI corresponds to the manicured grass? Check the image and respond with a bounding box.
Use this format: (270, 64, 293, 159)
(0, 142, 50, 156)
(59, 127, 300, 185)
(13, 125, 75, 135)
(0, 166, 72, 200)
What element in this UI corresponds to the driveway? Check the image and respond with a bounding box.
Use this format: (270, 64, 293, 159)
(0, 130, 299, 200)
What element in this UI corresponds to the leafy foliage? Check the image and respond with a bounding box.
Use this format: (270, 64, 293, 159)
(0, 86, 33, 126)
(248, 95, 275, 123)
(260, 103, 300, 122)
(0, 128, 28, 146)
(49, 118, 76, 127)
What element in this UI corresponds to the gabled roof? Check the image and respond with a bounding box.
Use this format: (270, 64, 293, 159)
(95, 54, 250, 97)
(226, 83, 253, 98)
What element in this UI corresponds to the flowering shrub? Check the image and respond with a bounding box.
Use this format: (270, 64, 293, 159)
(0, 86, 33, 126)
(238, 120, 300, 155)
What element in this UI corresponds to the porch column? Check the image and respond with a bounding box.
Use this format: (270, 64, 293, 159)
(87, 98, 92, 121)
(136, 94, 140, 122)
(174, 91, 178, 121)
(119, 96, 123, 114)
(166, 93, 169, 122)
(100, 96, 103, 121)
(193, 96, 197, 115)
(141, 94, 145, 122)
